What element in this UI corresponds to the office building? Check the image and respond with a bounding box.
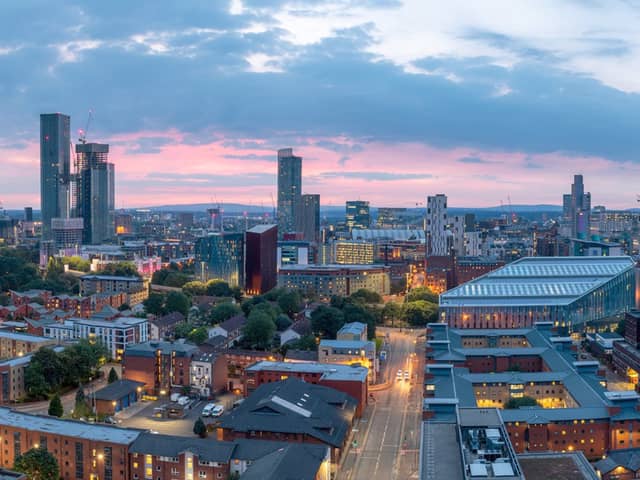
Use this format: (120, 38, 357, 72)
(300, 193, 320, 243)
(562, 175, 591, 239)
(334, 240, 375, 264)
(426, 194, 449, 256)
(345, 200, 370, 231)
(376, 207, 409, 228)
(439, 256, 636, 330)
(245, 224, 278, 295)
(23, 207, 32, 222)
(115, 212, 133, 235)
(277, 148, 302, 237)
(277, 240, 312, 269)
(74, 143, 115, 244)
(278, 264, 390, 299)
(195, 232, 245, 286)
(40, 113, 71, 239)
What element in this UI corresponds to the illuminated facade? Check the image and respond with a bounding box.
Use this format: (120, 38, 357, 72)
(345, 200, 370, 231)
(334, 240, 374, 264)
(440, 256, 635, 330)
(195, 232, 245, 287)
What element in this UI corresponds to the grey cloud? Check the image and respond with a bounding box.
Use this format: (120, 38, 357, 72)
(458, 156, 492, 164)
(311, 171, 433, 182)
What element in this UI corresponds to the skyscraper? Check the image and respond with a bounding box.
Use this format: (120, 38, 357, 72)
(245, 224, 278, 295)
(277, 148, 302, 238)
(426, 194, 449, 256)
(563, 175, 591, 239)
(40, 113, 71, 239)
(345, 200, 370, 231)
(74, 143, 115, 244)
(300, 194, 320, 243)
(195, 232, 245, 286)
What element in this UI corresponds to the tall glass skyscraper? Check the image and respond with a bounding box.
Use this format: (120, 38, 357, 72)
(277, 148, 302, 238)
(301, 194, 320, 243)
(74, 143, 115, 244)
(195, 232, 245, 286)
(40, 113, 71, 239)
(345, 200, 370, 232)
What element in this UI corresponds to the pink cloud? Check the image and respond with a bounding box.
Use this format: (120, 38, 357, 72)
(0, 131, 638, 210)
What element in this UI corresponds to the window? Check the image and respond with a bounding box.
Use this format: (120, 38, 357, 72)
(199, 472, 207, 479)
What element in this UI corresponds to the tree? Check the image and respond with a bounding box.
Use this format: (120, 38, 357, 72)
(165, 291, 190, 317)
(208, 303, 241, 324)
(311, 306, 345, 339)
(342, 302, 376, 339)
(206, 279, 233, 297)
(193, 417, 207, 438)
(108, 367, 119, 384)
(63, 256, 91, 272)
(405, 287, 438, 304)
(117, 303, 130, 311)
(14, 447, 59, 480)
(23, 363, 48, 400)
(0, 248, 40, 292)
(72, 385, 92, 419)
(48, 394, 63, 417)
(182, 281, 208, 296)
(382, 302, 402, 326)
(402, 301, 438, 326)
(242, 311, 276, 350)
(144, 293, 166, 316)
(278, 291, 303, 318)
(275, 314, 293, 332)
(241, 295, 267, 316)
(100, 262, 140, 278)
(350, 289, 382, 304)
(504, 396, 539, 409)
(187, 326, 209, 345)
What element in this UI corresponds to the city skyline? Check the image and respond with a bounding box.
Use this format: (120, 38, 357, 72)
(2, 1, 640, 209)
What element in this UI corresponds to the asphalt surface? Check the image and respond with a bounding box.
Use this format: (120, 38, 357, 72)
(339, 329, 423, 480)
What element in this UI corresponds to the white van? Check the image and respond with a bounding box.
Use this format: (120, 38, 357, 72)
(202, 403, 216, 417)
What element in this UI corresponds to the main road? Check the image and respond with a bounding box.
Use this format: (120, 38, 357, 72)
(339, 328, 423, 480)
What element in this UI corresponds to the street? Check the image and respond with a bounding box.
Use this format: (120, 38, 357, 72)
(339, 329, 423, 480)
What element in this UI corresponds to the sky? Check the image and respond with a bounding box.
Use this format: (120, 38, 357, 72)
(1, 0, 639, 210)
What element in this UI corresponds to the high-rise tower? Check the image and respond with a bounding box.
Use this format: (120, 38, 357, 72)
(345, 200, 370, 232)
(426, 194, 449, 256)
(563, 175, 591, 239)
(74, 143, 115, 244)
(277, 148, 302, 238)
(40, 113, 71, 239)
(301, 194, 320, 243)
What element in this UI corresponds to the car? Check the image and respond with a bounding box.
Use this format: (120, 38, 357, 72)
(404, 370, 410, 381)
(103, 416, 117, 425)
(177, 396, 190, 406)
(170, 392, 181, 402)
(202, 403, 216, 417)
(396, 369, 403, 381)
(210, 404, 225, 417)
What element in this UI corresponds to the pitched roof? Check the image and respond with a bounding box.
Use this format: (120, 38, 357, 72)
(219, 314, 246, 333)
(239, 443, 327, 480)
(594, 449, 640, 474)
(220, 377, 357, 447)
(152, 311, 185, 328)
(130, 433, 235, 463)
(290, 318, 312, 336)
(93, 380, 146, 401)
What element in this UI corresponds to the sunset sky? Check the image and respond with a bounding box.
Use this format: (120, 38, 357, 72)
(1, 0, 639, 209)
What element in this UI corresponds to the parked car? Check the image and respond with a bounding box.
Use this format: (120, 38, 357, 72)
(177, 396, 190, 406)
(202, 403, 216, 417)
(211, 404, 225, 417)
(232, 398, 245, 409)
(170, 392, 181, 402)
(396, 369, 403, 381)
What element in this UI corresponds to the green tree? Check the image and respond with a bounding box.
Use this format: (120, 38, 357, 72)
(350, 289, 382, 304)
(29, 348, 64, 391)
(284, 334, 317, 352)
(48, 394, 63, 417)
(405, 286, 438, 304)
(275, 314, 293, 332)
(144, 293, 166, 316)
(382, 302, 402, 326)
(263, 288, 285, 301)
(251, 301, 280, 322)
(14, 447, 59, 480)
(187, 326, 209, 345)
(63, 256, 91, 272)
(108, 367, 119, 384)
(241, 295, 267, 316)
(101, 262, 140, 277)
(165, 291, 190, 316)
(208, 303, 241, 324)
(278, 291, 303, 318)
(504, 396, 539, 409)
(402, 301, 438, 326)
(242, 310, 276, 350)
(311, 305, 345, 339)
(193, 417, 207, 438)
(342, 302, 376, 339)
(72, 386, 92, 419)
(182, 281, 208, 296)
(117, 303, 130, 311)
(206, 279, 233, 297)
(0, 248, 41, 292)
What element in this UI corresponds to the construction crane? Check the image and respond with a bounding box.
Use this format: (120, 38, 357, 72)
(78, 109, 93, 144)
(270, 192, 276, 220)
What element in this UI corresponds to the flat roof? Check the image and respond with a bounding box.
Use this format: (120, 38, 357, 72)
(246, 361, 368, 382)
(440, 256, 634, 307)
(0, 331, 53, 343)
(0, 408, 141, 444)
(458, 407, 503, 427)
(247, 224, 276, 234)
(518, 452, 599, 480)
(319, 339, 375, 350)
(420, 421, 464, 480)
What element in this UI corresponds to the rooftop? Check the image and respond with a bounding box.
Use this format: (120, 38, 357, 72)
(440, 256, 635, 307)
(239, 443, 328, 480)
(519, 452, 599, 480)
(130, 432, 235, 463)
(81, 274, 142, 282)
(247, 224, 277, 234)
(0, 408, 141, 444)
(246, 361, 368, 382)
(319, 339, 375, 351)
(93, 379, 145, 401)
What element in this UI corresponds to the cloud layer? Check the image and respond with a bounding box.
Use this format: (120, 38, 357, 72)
(0, 0, 639, 209)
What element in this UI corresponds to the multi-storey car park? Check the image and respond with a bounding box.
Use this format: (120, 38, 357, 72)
(439, 256, 636, 330)
(420, 321, 640, 480)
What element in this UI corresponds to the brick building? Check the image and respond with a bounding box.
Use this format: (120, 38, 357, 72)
(0, 331, 56, 360)
(243, 361, 368, 416)
(122, 341, 199, 396)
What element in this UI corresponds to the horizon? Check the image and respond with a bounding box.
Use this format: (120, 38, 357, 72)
(2, 2, 640, 209)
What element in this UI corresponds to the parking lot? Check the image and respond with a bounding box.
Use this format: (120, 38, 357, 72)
(115, 392, 242, 436)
